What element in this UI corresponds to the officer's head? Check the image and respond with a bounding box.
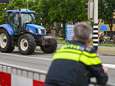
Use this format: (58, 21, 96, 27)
(73, 22, 92, 44)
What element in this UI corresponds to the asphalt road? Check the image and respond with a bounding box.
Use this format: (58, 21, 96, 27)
(0, 47, 115, 85)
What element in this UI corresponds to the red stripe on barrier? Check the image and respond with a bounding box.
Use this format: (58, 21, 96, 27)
(0, 72, 11, 86)
(33, 80, 44, 86)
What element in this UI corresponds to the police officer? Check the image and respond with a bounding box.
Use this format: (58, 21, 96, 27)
(45, 22, 108, 86)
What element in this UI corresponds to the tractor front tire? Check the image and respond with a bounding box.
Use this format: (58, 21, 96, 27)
(41, 38, 57, 53)
(0, 29, 14, 53)
(18, 34, 36, 55)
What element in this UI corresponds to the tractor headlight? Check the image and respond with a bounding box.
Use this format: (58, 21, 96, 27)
(38, 29, 42, 34)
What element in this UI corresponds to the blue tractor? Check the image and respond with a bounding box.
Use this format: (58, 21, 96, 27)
(0, 9, 57, 55)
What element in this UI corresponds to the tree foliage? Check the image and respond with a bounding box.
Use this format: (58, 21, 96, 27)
(99, 0, 115, 30)
(99, 0, 115, 20)
(0, 0, 114, 24)
(41, 0, 87, 23)
(0, 0, 87, 24)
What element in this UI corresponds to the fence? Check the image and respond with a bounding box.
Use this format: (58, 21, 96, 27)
(0, 62, 115, 86)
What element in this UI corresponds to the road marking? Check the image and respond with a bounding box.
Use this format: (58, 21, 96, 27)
(0, 53, 52, 61)
(103, 64, 115, 69)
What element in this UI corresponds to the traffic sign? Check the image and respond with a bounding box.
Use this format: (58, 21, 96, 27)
(99, 24, 109, 31)
(65, 24, 74, 41)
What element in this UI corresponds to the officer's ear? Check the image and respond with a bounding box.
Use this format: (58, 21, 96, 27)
(85, 39, 92, 47)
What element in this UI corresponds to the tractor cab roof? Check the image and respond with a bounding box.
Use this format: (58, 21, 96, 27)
(6, 9, 35, 14)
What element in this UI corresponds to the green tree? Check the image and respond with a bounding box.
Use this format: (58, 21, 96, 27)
(46, 0, 87, 23)
(38, 0, 87, 37)
(99, 0, 115, 30)
(50, 0, 87, 37)
(99, 0, 115, 19)
(38, 0, 49, 25)
(0, 4, 7, 23)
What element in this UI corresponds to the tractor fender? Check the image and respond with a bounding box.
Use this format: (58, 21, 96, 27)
(0, 24, 14, 36)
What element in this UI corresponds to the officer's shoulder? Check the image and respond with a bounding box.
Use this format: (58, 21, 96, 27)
(85, 46, 97, 53)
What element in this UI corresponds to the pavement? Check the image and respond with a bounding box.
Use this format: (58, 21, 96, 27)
(98, 46, 115, 56)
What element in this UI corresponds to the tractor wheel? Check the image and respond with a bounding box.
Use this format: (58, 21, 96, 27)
(41, 38, 57, 53)
(18, 34, 36, 55)
(0, 29, 14, 53)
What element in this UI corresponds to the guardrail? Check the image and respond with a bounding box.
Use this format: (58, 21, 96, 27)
(0, 62, 47, 80)
(0, 62, 115, 86)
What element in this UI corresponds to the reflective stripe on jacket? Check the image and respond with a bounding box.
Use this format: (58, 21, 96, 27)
(53, 44, 101, 66)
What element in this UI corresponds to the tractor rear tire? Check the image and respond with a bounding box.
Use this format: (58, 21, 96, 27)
(18, 34, 36, 55)
(41, 38, 57, 53)
(0, 29, 14, 53)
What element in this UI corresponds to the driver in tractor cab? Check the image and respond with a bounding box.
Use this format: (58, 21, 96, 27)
(45, 22, 108, 86)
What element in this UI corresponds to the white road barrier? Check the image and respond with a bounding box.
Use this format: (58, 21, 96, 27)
(0, 62, 46, 86)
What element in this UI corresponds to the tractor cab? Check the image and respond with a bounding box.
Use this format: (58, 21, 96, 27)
(5, 9, 36, 33)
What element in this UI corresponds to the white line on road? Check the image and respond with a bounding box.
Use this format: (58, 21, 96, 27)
(103, 64, 115, 69)
(0, 53, 52, 61)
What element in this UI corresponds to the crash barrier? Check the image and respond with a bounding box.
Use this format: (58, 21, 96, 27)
(0, 62, 46, 86)
(0, 62, 115, 86)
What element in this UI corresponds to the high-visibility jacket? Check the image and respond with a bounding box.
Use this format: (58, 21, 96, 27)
(53, 44, 101, 66)
(46, 43, 108, 86)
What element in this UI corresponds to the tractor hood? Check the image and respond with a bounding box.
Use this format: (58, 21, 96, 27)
(26, 24, 46, 35)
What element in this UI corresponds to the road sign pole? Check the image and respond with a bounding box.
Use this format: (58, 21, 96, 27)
(92, 0, 99, 51)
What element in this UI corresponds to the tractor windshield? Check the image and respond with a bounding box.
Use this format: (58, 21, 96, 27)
(21, 13, 35, 24)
